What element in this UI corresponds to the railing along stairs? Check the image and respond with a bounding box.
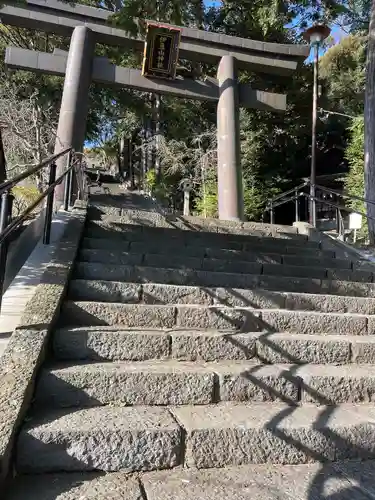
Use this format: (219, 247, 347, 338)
(0, 148, 87, 311)
(264, 180, 374, 242)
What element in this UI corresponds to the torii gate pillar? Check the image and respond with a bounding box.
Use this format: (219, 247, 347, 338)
(217, 55, 244, 222)
(54, 26, 95, 206)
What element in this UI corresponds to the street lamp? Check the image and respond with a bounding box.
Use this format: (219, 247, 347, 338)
(303, 24, 331, 227)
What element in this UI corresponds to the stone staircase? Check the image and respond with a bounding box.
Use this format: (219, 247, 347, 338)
(7, 192, 375, 498)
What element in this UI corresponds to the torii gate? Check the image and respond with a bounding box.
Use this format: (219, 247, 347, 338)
(0, 0, 309, 221)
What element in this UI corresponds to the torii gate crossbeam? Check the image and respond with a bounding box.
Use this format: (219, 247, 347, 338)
(0, 1, 309, 221)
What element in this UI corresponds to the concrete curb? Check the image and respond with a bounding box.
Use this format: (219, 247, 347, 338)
(0, 201, 87, 488)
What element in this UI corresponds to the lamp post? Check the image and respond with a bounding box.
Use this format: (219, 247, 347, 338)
(303, 24, 331, 227)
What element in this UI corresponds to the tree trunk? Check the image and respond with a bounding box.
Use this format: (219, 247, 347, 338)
(34, 103, 44, 193)
(365, 0, 375, 243)
(0, 128, 7, 183)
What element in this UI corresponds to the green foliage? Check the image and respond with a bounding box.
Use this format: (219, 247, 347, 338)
(243, 177, 282, 221)
(195, 182, 218, 218)
(194, 166, 281, 221)
(345, 116, 365, 213)
(145, 168, 173, 203)
(320, 35, 366, 116)
(344, 116, 367, 240)
(195, 160, 218, 217)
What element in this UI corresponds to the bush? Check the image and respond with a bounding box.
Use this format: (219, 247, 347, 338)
(195, 175, 280, 221)
(344, 116, 366, 240)
(195, 180, 218, 218)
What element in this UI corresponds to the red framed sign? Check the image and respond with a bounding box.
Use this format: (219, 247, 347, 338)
(142, 23, 181, 79)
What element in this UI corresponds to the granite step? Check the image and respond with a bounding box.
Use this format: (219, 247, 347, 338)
(34, 360, 304, 407)
(256, 333, 375, 365)
(85, 219, 306, 242)
(16, 406, 182, 473)
(53, 327, 375, 365)
(84, 221, 315, 250)
(78, 248, 356, 274)
(8, 461, 375, 499)
(6, 472, 143, 500)
(69, 280, 375, 314)
(16, 403, 375, 472)
(140, 461, 375, 500)
(60, 302, 371, 335)
(172, 402, 375, 468)
(74, 262, 375, 289)
(93, 211, 300, 236)
(35, 360, 375, 407)
(81, 235, 336, 259)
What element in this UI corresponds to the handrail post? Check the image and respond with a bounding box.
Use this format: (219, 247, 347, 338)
(68, 160, 74, 207)
(0, 191, 12, 311)
(338, 210, 344, 241)
(270, 201, 275, 224)
(43, 163, 57, 245)
(7, 193, 14, 226)
(310, 183, 316, 227)
(64, 169, 71, 211)
(78, 157, 85, 201)
(336, 205, 340, 235)
(295, 189, 299, 222)
(63, 151, 72, 211)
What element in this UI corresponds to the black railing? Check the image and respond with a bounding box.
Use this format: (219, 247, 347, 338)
(0, 148, 85, 311)
(264, 181, 372, 241)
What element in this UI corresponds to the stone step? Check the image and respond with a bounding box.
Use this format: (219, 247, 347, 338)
(256, 333, 375, 365)
(60, 302, 371, 334)
(16, 406, 182, 473)
(84, 221, 315, 250)
(53, 326, 173, 361)
(73, 263, 375, 297)
(298, 364, 375, 404)
(35, 360, 375, 408)
(53, 327, 375, 365)
(6, 472, 143, 500)
(78, 247, 355, 274)
(141, 461, 375, 500)
(8, 461, 375, 499)
(172, 402, 375, 468)
(69, 280, 375, 314)
(74, 262, 375, 291)
(85, 217, 303, 240)
(35, 360, 304, 407)
(16, 403, 375, 472)
(96, 210, 300, 236)
(82, 235, 336, 259)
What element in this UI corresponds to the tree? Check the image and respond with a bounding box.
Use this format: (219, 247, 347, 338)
(345, 116, 365, 213)
(319, 34, 366, 116)
(364, 0, 375, 242)
(0, 79, 58, 188)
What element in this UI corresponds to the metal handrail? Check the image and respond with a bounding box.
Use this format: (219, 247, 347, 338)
(0, 147, 71, 195)
(266, 179, 375, 213)
(0, 147, 83, 312)
(303, 193, 375, 223)
(0, 158, 82, 246)
(314, 184, 375, 207)
(267, 181, 308, 205)
(264, 180, 374, 242)
(270, 192, 304, 210)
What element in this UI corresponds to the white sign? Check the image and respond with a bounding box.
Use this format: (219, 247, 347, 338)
(349, 212, 362, 230)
